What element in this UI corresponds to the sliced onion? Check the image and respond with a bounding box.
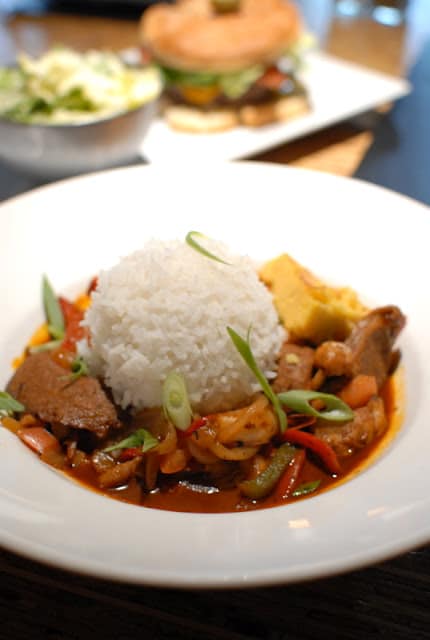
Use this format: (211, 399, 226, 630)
(162, 371, 193, 431)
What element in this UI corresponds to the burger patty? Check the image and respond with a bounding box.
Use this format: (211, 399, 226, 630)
(165, 74, 306, 110)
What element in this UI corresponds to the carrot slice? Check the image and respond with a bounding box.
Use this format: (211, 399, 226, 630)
(58, 297, 86, 352)
(17, 427, 60, 455)
(338, 374, 378, 409)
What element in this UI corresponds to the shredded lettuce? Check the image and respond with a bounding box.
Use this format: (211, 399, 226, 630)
(219, 66, 264, 99)
(0, 47, 162, 124)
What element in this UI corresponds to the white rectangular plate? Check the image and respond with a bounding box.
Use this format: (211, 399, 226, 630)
(140, 51, 410, 163)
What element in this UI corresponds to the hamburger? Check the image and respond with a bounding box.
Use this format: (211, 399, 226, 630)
(139, 0, 310, 133)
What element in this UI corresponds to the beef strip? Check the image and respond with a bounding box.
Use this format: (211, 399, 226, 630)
(313, 396, 387, 458)
(7, 352, 121, 438)
(272, 342, 315, 393)
(314, 306, 406, 389)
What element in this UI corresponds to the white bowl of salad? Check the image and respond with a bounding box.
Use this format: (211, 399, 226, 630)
(0, 47, 162, 178)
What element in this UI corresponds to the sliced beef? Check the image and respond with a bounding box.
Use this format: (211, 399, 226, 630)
(346, 306, 406, 386)
(314, 306, 406, 388)
(313, 396, 387, 457)
(7, 352, 121, 438)
(273, 342, 315, 393)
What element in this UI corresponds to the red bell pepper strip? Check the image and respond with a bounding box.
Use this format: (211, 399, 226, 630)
(119, 447, 144, 462)
(184, 416, 208, 437)
(239, 444, 297, 499)
(282, 429, 341, 475)
(274, 449, 306, 501)
(59, 297, 86, 352)
(87, 276, 99, 295)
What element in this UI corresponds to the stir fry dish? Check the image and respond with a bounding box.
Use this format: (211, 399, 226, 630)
(1, 234, 406, 513)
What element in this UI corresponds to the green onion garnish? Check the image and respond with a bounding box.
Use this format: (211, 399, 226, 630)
(103, 428, 158, 454)
(292, 480, 321, 497)
(0, 391, 25, 417)
(277, 390, 354, 422)
(185, 231, 230, 265)
(29, 339, 63, 354)
(162, 371, 193, 431)
(63, 357, 88, 382)
(42, 276, 65, 340)
(227, 326, 287, 433)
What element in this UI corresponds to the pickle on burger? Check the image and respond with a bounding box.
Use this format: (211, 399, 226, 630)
(139, 0, 310, 133)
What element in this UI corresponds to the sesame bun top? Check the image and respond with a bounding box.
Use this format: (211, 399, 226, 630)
(139, 0, 302, 73)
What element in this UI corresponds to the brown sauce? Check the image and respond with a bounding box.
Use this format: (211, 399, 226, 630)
(60, 377, 400, 513)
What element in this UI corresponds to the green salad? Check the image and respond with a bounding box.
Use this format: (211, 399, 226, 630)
(0, 47, 162, 124)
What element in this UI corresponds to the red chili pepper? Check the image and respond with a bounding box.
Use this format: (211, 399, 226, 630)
(282, 429, 341, 475)
(59, 297, 82, 326)
(59, 297, 87, 352)
(274, 449, 306, 500)
(87, 277, 99, 295)
(119, 447, 143, 462)
(184, 416, 208, 437)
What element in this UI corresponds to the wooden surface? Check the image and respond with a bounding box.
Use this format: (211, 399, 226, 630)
(1, 2, 430, 638)
(1, 545, 429, 640)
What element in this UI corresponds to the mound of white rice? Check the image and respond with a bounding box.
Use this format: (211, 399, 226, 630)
(80, 237, 286, 414)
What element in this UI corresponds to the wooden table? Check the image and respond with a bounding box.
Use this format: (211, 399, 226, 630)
(1, 3, 429, 639)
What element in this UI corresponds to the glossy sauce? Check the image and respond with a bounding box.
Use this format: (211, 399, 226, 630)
(64, 378, 399, 513)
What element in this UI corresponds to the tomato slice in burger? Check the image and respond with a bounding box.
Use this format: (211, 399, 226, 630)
(257, 67, 288, 91)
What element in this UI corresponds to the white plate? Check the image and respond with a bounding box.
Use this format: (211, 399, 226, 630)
(140, 51, 410, 163)
(0, 163, 428, 588)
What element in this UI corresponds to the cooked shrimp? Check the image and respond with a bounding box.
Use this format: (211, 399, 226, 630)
(208, 394, 278, 447)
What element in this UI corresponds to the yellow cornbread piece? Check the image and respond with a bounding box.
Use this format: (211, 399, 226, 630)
(259, 254, 367, 344)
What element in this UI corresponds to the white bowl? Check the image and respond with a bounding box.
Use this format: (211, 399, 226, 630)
(0, 163, 429, 587)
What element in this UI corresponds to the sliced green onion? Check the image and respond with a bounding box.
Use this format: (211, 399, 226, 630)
(277, 390, 354, 422)
(0, 391, 25, 417)
(227, 326, 287, 433)
(292, 480, 321, 497)
(62, 357, 88, 382)
(42, 276, 65, 340)
(185, 231, 230, 265)
(162, 371, 193, 431)
(239, 444, 296, 499)
(29, 339, 63, 354)
(103, 428, 158, 454)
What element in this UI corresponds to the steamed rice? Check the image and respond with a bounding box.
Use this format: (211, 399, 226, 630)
(80, 238, 286, 414)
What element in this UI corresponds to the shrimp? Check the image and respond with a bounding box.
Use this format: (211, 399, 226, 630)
(208, 394, 278, 447)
